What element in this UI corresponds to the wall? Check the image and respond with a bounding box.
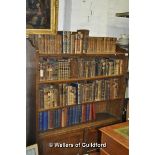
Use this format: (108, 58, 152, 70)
(58, 0, 129, 38)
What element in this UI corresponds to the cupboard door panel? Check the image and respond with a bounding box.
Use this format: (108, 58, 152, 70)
(39, 130, 84, 155)
(84, 127, 101, 153)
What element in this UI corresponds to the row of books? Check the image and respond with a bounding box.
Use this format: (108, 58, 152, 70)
(61, 30, 89, 54)
(39, 58, 70, 80)
(87, 37, 116, 53)
(29, 30, 117, 54)
(39, 103, 96, 131)
(39, 79, 120, 109)
(30, 34, 62, 54)
(39, 58, 124, 80)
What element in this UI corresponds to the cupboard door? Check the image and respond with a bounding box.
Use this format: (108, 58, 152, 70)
(39, 130, 84, 155)
(84, 127, 101, 153)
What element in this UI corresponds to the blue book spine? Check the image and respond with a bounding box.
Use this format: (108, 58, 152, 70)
(79, 104, 82, 123)
(43, 111, 48, 131)
(73, 106, 76, 125)
(53, 110, 56, 128)
(76, 105, 79, 123)
(67, 107, 70, 126)
(85, 105, 87, 122)
(71, 106, 74, 125)
(74, 106, 77, 124)
(77, 105, 82, 123)
(39, 112, 43, 132)
(70, 107, 73, 125)
(86, 104, 90, 122)
(69, 107, 72, 126)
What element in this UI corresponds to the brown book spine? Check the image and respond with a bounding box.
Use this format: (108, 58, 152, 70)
(89, 104, 92, 121)
(82, 104, 86, 123)
(40, 35, 44, 54)
(112, 38, 117, 52)
(103, 37, 106, 53)
(77, 29, 89, 53)
(44, 35, 47, 54)
(120, 59, 124, 74)
(59, 34, 63, 54)
(70, 32, 75, 54)
(70, 58, 78, 78)
(75, 32, 83, 54)
(79, 32, 83, 53)
(94, 38, 97, 54)
(74, 33, 78, 54)
(63, 31, 67, 54)
(109, 79, 114, 99)
(61, 108, 65, 127)
(96, 38, 100, 53)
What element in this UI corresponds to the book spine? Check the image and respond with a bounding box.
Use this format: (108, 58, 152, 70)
(70, 33, 75, 54)
(86, 104, 89, 122)
(40, 89, 44, 109)
(72, 106, 75, 125)
(53, 110, 56, 128)
(49, 110, 53, 129)
(77, 30, 89, 53)
(82, 104, 86, 123)
(57, 109, 61, 128)
(74, 105, 77, 124)
(63, 31, 67, 54)
(92, 103, 96, 120)
(67, 31, 71, 53)
(61, 108, 65, 127)
(39, 112, 43, 132)
(43, 111, 48, 131)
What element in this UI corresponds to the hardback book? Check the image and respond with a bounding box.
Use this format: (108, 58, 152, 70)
(70, 32, 76, 54)
(63, 31, 67, 54)
(70, 58, 78, 78)
(43, 111, 48, 131)
(66, 31, 71, 53)
(77, 29, 89, 53)
(39, 112, 43, 131)
(48, 110, 53, 129)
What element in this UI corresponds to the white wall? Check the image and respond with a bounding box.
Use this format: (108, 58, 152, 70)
(58, 0, 129, 38)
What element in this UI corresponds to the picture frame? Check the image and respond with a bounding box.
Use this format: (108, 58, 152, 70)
(26, 0, 58, 35)
(26, 144, 38, 155)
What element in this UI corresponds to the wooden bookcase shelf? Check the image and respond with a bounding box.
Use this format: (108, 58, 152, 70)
(30, 31, 128, 155)
(38, 53, 127, 58)
(39, 74, 124, 84)
(38, 98, 124, 112)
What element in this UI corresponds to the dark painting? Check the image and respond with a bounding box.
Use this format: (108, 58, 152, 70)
(26, 0, 51, 29)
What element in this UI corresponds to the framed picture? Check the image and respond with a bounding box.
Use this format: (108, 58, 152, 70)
(26, 0, 58, 34)
(26, 144, 38, 155)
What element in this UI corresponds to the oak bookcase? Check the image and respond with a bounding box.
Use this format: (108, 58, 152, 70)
(29, 32, 128, 155)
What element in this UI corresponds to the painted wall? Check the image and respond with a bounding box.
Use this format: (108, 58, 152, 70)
(58, 0, 129, 38)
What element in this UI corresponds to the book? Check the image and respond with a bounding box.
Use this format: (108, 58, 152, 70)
(43, 111, 48, 131)
(39, 112, 43, 131)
